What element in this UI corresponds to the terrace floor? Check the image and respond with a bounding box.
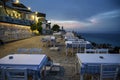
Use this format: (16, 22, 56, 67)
(0, 36, 80, 80)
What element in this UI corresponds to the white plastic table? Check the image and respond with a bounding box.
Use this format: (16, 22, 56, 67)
(0, 54, 47, 70)
(77, 53, 120, 80)
(0, 54, 48, 80)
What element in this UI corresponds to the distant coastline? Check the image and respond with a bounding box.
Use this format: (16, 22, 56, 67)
(76, 32, 120, 47)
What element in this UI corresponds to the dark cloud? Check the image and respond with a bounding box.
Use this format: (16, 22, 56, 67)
(21, 0, 120, 33)
(21, 0, 120, 20)
(111, 0, 120, 7)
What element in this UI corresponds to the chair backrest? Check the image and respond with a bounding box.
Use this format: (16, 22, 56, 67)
(0, 67, 5, 80)
(5, 68, 28, 80)
(100, 64, 119, 80)
(86, 49, 96, 53)
(96, 49, 108, 54)
(77, 39, 84, 42)
(78, 42, 86, 53)
(86, 64, 100, 74)
(29, 48, 42, 54)
(72, 41, 80, 48)
(17, 48, 29, 54)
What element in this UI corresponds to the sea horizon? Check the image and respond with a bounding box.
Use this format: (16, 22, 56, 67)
(76, 32, 120, 47)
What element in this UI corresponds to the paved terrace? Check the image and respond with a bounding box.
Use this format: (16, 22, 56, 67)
(0, 36, 80, 80)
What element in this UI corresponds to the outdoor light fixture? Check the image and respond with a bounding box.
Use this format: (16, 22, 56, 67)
(47, 21, 51, 23)
(15, 0, 19, 3)
(35, 12, 38, 14)
(28, 7, 31, 10)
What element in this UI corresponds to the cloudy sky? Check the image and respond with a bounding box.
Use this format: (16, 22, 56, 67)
(21, 0, 120, 33)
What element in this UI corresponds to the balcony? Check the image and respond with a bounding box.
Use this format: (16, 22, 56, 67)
(0, 15, 34, 26)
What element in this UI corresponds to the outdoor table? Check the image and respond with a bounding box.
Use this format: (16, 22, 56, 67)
(76, 53, 120, 80)
(65, 41, 91, 45)
(51, 36, 55, 41)
(65, 41, 91, 55)
(0, 54, 48, 80)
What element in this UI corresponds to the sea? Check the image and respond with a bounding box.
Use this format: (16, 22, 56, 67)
(77, 32, 120, 47)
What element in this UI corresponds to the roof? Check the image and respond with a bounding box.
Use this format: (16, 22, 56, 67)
(4, 2, 32, 12)
(77, 53, 120, 64)
(12, 3, 27, 8)
(12, 2, 32, 12)
(37, 12, 46, 17)
(0, 54, 47, 65)
(15, 8, 32, 12)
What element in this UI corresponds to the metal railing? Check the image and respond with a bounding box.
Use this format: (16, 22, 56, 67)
(0, 15, 34, 26)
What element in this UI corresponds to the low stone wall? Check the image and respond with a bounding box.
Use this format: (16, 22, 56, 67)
(0, 22, 32, 42)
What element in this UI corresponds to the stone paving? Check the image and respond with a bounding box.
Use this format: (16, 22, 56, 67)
(0, 36, 80, 80)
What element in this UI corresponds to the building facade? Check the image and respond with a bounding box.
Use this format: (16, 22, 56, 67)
(0, 0, 50, 44)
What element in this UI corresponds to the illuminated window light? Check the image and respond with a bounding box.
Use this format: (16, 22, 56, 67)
(0, 5, 3, 7)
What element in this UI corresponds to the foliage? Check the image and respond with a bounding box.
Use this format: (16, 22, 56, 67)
(30, 23, 37, 31)
(0, 39, 4, 45)
(91, 42, 112, 48)
(30, 20, 42, 34)
(51, 24, 60, 32)
(37, 21, 42, 34)
(110, 47, 120, 53)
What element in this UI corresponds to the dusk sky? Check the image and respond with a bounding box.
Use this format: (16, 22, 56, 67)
(21, 0, 120, 33)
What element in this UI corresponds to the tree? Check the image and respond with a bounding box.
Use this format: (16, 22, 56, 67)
(30, 23, 37, 32)
(37, 20, 42, 34)
(52, 24, 60, 32)
(30, 19, 43, 34)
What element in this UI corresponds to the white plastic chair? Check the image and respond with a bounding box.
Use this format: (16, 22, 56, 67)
(0, 67, 5, 80)
(29, 48, 42, 54)
(100, 64, 119, 80)
(5, 68, 28, 80)
(96, 49, 108, 54)
(17, 48, 29, 54)
(86, 49, 96, 53)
